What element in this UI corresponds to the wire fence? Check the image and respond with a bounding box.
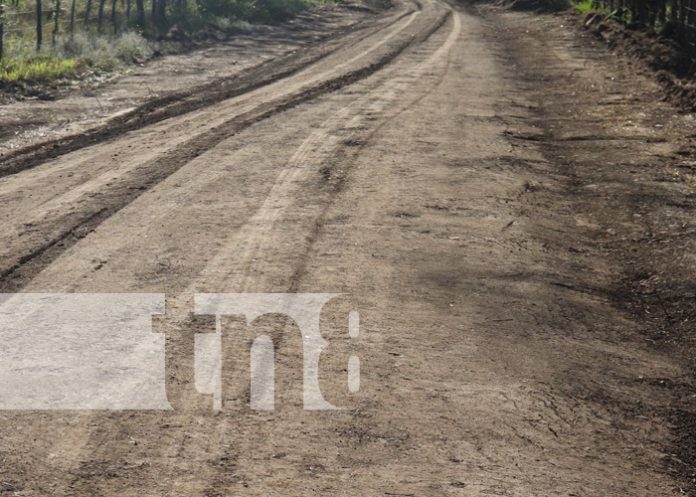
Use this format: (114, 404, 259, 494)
(594, 0, 696, 54)
(0, 0, 164, 60)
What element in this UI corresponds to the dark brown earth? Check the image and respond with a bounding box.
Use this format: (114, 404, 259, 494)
(582, 10, 696, 112)
(485, 8, 696, 491)
(2, 0, 696, 495)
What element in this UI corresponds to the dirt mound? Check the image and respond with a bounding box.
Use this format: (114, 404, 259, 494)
(583, 12, 696, 110)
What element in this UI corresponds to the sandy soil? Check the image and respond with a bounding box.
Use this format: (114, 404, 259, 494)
(1, 0, 696, 495)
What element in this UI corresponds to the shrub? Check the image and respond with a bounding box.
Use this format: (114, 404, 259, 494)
(57, 31, 153, 71)
(112, 32, 154, 63)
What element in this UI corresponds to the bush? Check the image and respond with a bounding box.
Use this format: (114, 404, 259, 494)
(57, 31, 153, 71)
(112, 32, 154, 63)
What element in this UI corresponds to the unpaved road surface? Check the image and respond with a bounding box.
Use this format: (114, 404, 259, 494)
(2, 0, 696, 495)
(0, 0, 375, 155)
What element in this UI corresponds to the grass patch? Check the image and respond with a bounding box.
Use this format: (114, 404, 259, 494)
(0, 55, 81, 83)
(574, 0, 596, 14)
(573, 0, 611, 14)
(0, 31, 155, 86)
(0, 0, 327, 88)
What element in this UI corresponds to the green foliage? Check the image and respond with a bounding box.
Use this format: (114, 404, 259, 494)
(0, 53, 79, 82)
(0, 0, 324, 85)
(573, 0, 609, 14)
(59, 31, 153, 68)
(0, 31, 154, 84)
(574, 0, 595, 14)
(111, 31, 153, 62)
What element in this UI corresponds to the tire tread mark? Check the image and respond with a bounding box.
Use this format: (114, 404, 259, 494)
(0, 9, 415, 179)
(0, 10, 451, 293)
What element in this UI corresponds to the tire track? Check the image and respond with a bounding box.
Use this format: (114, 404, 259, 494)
(0, 6, 416, 179)
(44, 7, 458, 496)
(219, 10, 462, 294)
(0, 7, 449, 293)
(195, 11, 461, 495)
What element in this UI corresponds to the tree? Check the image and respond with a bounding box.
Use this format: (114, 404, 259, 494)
(111, 0, 117, 31)
(97, 0, 106, 31)
(69, 0, 76, 34)
(36, 0, 42, 51)
(155, 0, 165, 27)
(175, 0, 185, 17)
(135, 0, 144, 26)
(52, 0, 60, 46)
(84, 0, 92, 26)
(0, 1, 4, 61)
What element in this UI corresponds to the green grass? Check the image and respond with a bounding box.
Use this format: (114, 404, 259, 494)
(0, 31, 155, 86)
(0, 0, 326, 86)
(573, 0, 612, 14)
(0, 55, 81, 83)
(572, 0, 625, 20)
(573, 0, 598, 14)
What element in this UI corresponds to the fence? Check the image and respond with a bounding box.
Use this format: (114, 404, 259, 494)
(0, 0, 167, 60)
(594, 0, 696, 54)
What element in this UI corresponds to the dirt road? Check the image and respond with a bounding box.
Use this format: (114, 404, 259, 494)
(0, 0, 377, 155)
(2, 0, 696, 495)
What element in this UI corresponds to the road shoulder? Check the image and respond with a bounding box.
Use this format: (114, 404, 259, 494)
(478, 4, 696, 492)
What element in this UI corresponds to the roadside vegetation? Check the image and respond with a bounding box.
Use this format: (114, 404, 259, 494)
(574, 0, 696, 110)
(572, 0, 606, 14)
(0, 0, 325, 88)
(573, 0, 692, 35)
